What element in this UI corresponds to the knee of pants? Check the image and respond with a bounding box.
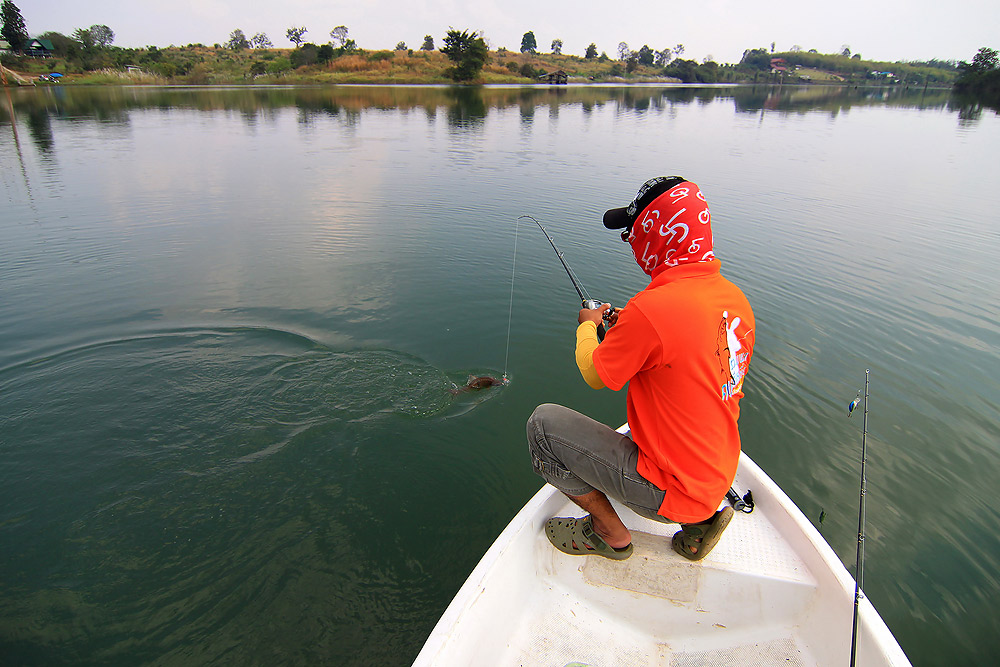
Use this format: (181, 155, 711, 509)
(526, 403, 561, 458)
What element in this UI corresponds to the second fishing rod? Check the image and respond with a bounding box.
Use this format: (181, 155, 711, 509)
(518, 215, 616, 341)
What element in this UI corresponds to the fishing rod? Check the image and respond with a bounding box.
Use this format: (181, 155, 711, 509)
(518, 215, 614, 340)
(848, 369, 870, 667)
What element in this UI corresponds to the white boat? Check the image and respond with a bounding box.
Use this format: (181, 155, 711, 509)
(413, 427, 912, 666)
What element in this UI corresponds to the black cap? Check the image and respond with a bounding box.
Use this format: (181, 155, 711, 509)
(603, 176, 687, 230)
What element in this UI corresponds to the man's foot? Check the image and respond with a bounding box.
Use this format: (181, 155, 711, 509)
(545, 515, 633, 560)
(672, 507, 734, 561)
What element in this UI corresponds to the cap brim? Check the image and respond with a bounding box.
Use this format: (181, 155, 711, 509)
(603, 207, 630, 229)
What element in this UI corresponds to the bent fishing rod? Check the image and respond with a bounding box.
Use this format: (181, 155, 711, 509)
(848, 370, 870, 667)
(518, 216, 615, 340)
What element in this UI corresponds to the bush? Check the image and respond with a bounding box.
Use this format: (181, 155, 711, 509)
(266, 57, 292, 75)
(367, 50, 394, 62)
(506, 61, 519, 73)
(186, 63, 211, 84)
(519, 62, 537, 78)
(153, 62, 178, 78)
(290, 43, 318, 68)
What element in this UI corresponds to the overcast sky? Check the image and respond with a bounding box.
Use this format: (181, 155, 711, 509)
(19, 0, 998, 65)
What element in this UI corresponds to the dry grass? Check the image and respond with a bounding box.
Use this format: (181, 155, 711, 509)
(329, 55, 390, 72)
(76, 68, 166, 85)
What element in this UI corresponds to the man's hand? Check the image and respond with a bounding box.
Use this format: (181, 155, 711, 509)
(579, 303, 612, 325)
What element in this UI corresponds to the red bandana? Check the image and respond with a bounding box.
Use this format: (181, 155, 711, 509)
(625, 181, 715, 277)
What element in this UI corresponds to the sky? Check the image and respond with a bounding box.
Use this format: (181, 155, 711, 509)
(18, 0, 998, 65)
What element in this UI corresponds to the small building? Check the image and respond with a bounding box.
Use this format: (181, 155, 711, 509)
(538, 70, 568, 85)
(24, 38, 54, 58)
(770, 58, 788, 74)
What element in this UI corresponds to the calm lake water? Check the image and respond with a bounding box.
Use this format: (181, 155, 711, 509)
(2, 84, 998, 666)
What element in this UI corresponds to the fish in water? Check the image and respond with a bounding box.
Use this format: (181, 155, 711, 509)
(450, 375, 506, 395)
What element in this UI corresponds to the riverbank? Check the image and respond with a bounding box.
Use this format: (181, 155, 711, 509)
(4, 47, 676, 86)
(2, 44, 957, 87)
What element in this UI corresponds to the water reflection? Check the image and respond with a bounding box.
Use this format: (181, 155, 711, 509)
(1, 83, 965, 134)
(445, 87, 488, 129)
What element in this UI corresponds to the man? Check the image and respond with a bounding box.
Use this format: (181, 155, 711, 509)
(527, 176, 755, 561)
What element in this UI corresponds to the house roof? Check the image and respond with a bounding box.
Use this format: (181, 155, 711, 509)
(29, 38, 55, 50)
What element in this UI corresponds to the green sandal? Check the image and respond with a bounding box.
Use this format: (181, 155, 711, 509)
(545, 515, 633, 560)
(672, 506, 734, 561)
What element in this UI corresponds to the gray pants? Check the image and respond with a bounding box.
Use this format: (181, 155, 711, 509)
(527, 403, 673, 524)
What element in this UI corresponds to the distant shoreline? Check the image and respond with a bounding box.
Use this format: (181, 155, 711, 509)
(3, 45, 958, 89)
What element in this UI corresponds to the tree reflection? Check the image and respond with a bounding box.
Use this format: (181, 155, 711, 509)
(2, 83, 977, 159)
(25, 109, 54, 154)
(445, 87, 487, 129)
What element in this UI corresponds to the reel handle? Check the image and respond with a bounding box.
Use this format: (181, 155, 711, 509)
(582, 300, 613, 341)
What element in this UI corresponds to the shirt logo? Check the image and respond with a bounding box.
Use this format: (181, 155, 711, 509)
(717, 311, 750, 400)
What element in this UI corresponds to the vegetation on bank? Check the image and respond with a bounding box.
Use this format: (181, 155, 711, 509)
(952, 47, 1000, 106)
(1, 40, 968, 88)
(0, 0, 985, 90)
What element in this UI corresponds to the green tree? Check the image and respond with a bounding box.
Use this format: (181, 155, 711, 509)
(286, 26, 307, 47)
(637, 44, 654, 66)
(90, 24, 114, 48)
(739, 48, 771, 71)
(442, 28, 489, 82)
(395, 41, 407, 50)
(955, 47, 1000, 101)
(227, 29, 250, 50)
(251, 32, 272, 49)
(317, 43, 334, 63)
(330, 26, 348, 47)
(617, 42, 629, 60)
(1, 0, 28, 54)
(520, 31, 537, 54)
(72, 26, 96, 51)
(964, 46, 999, 74)
(655, 48, 672, 67)
(585, 43, 597, 59)
(421, 35, 434, 50)
(551, 38, 562, 54)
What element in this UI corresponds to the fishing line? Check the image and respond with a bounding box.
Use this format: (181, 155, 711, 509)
(502, 218, 520, 383)
(503, 215, 616, 381)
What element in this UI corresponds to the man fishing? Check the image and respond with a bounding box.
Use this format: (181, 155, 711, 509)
(527, 176, 755, 561)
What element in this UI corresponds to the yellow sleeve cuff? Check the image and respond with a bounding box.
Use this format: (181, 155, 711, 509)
(575, 322, 606, 389)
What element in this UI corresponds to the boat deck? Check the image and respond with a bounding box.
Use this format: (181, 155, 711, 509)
(413, 452, 911, 666)
(502, 501, 819, 666)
